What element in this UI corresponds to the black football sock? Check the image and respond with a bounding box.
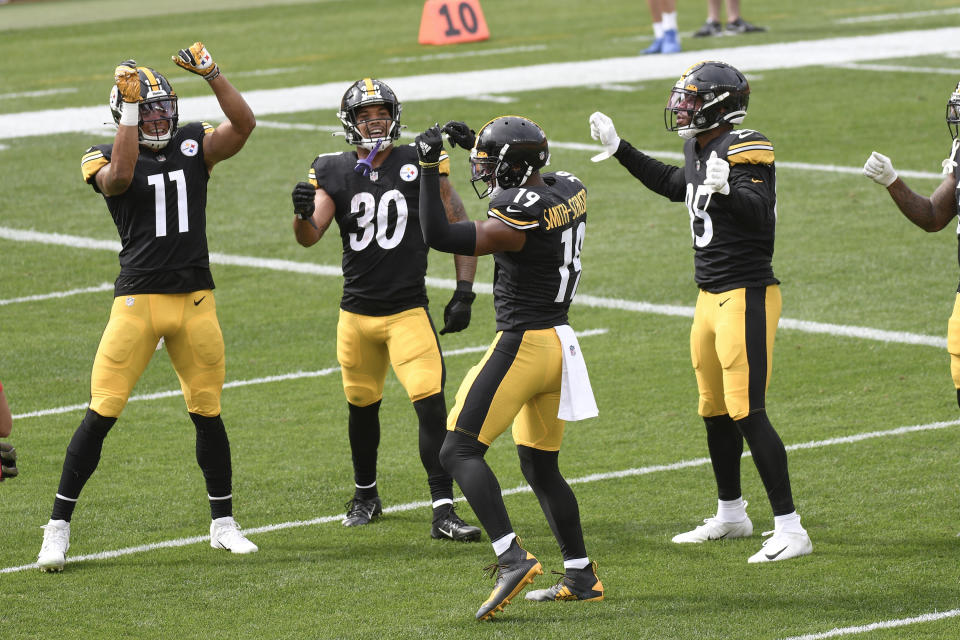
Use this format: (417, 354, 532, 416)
(413, 392, 455, 504)
(704, 414, 744, 501)
(52, 408, 117, 522)
(517, 445, 587, 561)
(736, 410, 795, 516)
(439, 430, 512, 541)
(191, 413, 233, 519)
(348, 401, 381, 500)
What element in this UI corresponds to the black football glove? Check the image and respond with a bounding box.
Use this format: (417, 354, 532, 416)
(292, 182, 316, 219)
(440, 281, 475, 335)
(442, 121, 475, 150)
(0, 442, 18, 480)
(416, 126, 444, 165)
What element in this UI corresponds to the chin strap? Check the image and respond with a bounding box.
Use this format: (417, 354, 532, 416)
(942, 138, 960, 175)
(354, 139, 383, 176)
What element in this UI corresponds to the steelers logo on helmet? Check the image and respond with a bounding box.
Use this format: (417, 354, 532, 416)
(337, 78, 403, 151)
(109, 66, 179, 151)
(665, 60, 749, 139)
(469, 116, 549, 199)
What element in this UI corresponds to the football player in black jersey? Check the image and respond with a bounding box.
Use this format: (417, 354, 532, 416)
(415, 117, 604, 620)
(589, 60, 813, 563)
(864, 83, 960, 412)
(289, 78, 481, 542)
(38, 43, 257, 572)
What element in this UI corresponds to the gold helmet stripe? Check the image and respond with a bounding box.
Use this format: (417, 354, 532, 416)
(138, 66, 160, 91)
(362, 78, 375, 96)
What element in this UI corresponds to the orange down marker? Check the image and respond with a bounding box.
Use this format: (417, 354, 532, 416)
(418, 0, 490, 45)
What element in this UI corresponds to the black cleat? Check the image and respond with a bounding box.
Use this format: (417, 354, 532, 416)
(475, 539, 543, 620)
(692, 20, 722, 37)
(525, 561, 604, 602)
(431, 505, 482, 542)
(726, 17, 766, 34)
(342, 496, 382, 527)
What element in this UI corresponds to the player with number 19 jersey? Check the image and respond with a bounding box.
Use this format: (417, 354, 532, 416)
(308, 144, 447, 315)
(81, 121, 216, 296)
(486, 171, 588, 330)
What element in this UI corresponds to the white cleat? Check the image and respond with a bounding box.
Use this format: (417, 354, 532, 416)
(37, 519, 70, 572)
(210, 516, 258, 554)
(672, 515, 753, 543)
(747, 529, 813, 563)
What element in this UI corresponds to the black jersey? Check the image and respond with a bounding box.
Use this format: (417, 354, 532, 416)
(951, 141, 960, 293)
(80, 122, 216, 296)
(615, 129, 779, 293)
(308, 144, 450, 316)
(486, 171, 588, 331)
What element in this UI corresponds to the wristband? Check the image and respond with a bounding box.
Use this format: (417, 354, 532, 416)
(419, 159, 441, 168)
(119, 102, 139, 127)
(204, 65, 221, 81)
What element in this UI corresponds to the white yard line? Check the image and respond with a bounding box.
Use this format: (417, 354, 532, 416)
(0, 226, 947, 349)
(3, 27, 960, 140)
(779, 608, 960, 639)
(4, 414, 956, 576)
(834, 8, 960, 25)
(0, 283, 112, 306)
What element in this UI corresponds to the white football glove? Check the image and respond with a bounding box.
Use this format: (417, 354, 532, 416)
(589, 111, 621, 162)
(702, 150, 731, 195)
(862, 151, 898, 187)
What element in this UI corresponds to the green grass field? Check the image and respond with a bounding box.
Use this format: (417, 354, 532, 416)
(2, 1, 960, 638)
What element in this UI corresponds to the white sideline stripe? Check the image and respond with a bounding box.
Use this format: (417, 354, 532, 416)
(385, 45, 547, 64)
(9, 330, 610, 421)
(4, 415, 957, 576)
(829, 62, 960, 76)
(779, 608, 960, 640)
(0, 226, 947, 349)
(835, 8, 960, 24)
(0, 283, 112, 306)
(3, 27, 960, 140)
(0, 88, 77, 100)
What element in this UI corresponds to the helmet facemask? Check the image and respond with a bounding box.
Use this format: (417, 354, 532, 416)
(468, 116, 549, 199)
(947, 83, 960, 140)
(664, 61, 749, 139)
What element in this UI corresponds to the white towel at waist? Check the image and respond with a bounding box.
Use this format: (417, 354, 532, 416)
(554, 324, 598, 421)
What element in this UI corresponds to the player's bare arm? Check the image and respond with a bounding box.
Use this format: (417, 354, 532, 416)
(172, 42, 256, 170)
(887, 174, 957, 232)
(97, 61, 141, 196)
(293, 186, 335, 246)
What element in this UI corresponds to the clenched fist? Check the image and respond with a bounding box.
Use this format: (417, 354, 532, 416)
(173, 42, 220, 80)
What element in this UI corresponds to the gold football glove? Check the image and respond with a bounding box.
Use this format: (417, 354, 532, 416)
(172, 42, 220, 80)
(114, 59, 140, 103)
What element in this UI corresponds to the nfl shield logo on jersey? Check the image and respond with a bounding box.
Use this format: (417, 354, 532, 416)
(181, 139, 199, 156)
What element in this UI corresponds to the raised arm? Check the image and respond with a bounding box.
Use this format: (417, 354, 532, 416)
(95, 61, 141, 196)
(172, 42, 256, 170)
(863, 151, 958, 232)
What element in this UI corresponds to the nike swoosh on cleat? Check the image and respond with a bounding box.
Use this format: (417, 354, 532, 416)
(438, 527, 454, 538)
(707, 532, 729, 540)
(765, 545, 789, 560)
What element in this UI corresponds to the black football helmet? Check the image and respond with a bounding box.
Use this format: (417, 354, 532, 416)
(337, 78, 402, 151)
(469, 116, 550, 198)
(947, 81, 960, 140)
(665, 60, 749, 139)
(109, 66, 178, 151)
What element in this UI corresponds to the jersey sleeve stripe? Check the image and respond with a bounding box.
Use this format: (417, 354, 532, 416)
(201, 122, 215, 134)
(728, 149, 775, 165)
(81, 154, 108, 183)
(439, 153, 451, 176)
(489, 208, 539, 229)
(728, 140, 773, 152)
(307, 167, 318, 187)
